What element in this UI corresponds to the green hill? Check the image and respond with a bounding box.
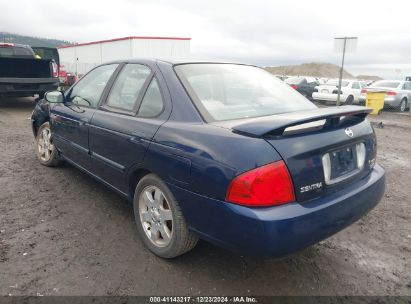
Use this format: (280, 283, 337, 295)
(0, 32, 73, 48)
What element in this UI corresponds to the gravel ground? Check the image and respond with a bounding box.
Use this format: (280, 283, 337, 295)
(0, 97, 410, 296)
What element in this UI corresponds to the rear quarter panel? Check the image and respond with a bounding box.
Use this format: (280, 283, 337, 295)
(148, 122, 282, 200)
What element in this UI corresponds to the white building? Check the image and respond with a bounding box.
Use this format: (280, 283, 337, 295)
(58, 36, 191, 75)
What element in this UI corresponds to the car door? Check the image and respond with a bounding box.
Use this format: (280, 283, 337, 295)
(88, 63, 168, 194)
(50, 64, 119, 171)
(402, 82, 411, 102)
(351, 81, 362, 101)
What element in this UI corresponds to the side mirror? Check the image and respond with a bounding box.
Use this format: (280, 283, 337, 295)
(44, 91, 64, 103)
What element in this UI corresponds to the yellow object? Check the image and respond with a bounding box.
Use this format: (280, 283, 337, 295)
(366, 92, 385, 115)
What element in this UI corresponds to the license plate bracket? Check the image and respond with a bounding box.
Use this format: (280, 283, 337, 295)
(322, 144, 363, 185)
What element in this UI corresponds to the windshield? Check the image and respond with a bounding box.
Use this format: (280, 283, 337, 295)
(371, 81, 400, 88)
(0, 46, 33, 58)
(326, 79, 349, 87)
(175, 64, 316, 122)
(285, 77, 304, 85)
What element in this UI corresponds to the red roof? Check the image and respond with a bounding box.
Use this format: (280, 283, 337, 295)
(58, 36, 191, 49)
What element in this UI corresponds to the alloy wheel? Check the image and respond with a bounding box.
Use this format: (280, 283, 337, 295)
(37, 127, 54, 162)
(400, 100, 406, 112)
(139, 185, 173, 247)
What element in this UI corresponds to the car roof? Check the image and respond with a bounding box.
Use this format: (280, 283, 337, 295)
(104, 57, 249, 66)
(0, 42, 32, 49)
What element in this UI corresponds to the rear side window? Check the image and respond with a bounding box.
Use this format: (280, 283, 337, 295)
(105, 64, 151, 112)
(137, 78, 164, 118)
(67, 64, 118, 108)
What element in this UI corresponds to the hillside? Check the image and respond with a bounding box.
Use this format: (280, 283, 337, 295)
(356, 74, 383, 81)
(264, 62, 354, 78)
(0, 32, 73, 48)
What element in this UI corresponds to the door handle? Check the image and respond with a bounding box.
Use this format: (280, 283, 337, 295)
(130, 130, 146, 144)
(130, 136, 144, 144)
(79, 118, 89, 126)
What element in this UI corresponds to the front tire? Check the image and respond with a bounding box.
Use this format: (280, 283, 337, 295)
(133, 174, 198, 258)
(398, 98, 407, 112)
(35, 122, 62, 167)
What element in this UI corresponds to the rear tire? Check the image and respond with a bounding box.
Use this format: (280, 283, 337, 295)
(35, 122, 63, 167)
(345, 95, 354, 105)
(133, 174, 198, 258)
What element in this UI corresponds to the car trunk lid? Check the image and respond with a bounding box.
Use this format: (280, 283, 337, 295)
(212, 106, 377, 202)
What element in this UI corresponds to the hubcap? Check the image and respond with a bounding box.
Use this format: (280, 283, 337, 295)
(139, 186, 173, 247)
(37, 127, 54, 161)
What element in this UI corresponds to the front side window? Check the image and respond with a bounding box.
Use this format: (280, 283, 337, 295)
(105, 64, 151, 112)
(67, 64, 118, 108)
(175, 64, 316, 122)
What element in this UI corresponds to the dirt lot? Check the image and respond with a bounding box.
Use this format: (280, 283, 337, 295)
(0, 97, 410, 296)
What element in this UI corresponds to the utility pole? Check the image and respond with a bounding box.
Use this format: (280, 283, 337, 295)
(334, 36, 358, 106)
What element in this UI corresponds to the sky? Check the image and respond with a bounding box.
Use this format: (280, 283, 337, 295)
(1, 0, 410, 79)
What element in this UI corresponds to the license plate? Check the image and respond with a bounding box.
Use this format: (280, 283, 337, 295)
(330, 146, 357, 178)
(321, 89, 329, 93)
(322, 143, 364, 184)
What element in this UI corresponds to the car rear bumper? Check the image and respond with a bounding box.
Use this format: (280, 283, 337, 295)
(169, 164, 385, 258)
(359, 95, 401, 108)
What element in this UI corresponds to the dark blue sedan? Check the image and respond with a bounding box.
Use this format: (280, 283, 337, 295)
(31, 59, 385, 258)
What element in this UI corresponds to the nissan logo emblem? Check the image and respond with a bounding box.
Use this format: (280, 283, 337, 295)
(345, 128, 354, 137)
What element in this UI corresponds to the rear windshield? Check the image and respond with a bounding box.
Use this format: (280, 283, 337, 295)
(371, 81, 400, 88)
(175, 64, 316, 122)
(0, 46, 33, 58)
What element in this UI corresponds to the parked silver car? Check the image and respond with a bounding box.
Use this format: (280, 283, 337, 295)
(359, 80, 411, 112)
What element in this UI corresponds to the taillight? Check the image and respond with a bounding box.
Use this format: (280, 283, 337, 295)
(52, 62, 58, 78)
(361, 89, 367, 94)
(0, 43, 14, 47)
(226, 161, 295, 207)
(290, 84, 298, 90)
(386, 91, 397, 96)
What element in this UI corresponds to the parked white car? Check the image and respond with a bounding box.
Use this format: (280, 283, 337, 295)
(312, 79, 366, 104)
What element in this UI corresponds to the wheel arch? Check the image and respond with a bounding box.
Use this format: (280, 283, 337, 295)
(32, 100, 51, 137)
(128, 167, 152, 199)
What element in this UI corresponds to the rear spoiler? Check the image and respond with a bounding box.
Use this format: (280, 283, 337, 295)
(215, 106, 372, 137)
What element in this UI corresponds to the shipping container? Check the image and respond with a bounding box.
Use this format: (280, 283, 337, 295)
(58, 36, 191, 75)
